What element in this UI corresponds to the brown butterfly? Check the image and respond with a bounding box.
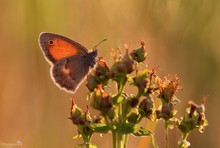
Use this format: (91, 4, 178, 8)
(38, 32, 106, 94)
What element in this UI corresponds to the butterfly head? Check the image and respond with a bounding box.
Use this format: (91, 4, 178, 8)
(86, 50, 98, 67)
(87, 39, 107, 67)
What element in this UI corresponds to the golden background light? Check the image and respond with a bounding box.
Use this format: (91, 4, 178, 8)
(0, 1, 219, 147)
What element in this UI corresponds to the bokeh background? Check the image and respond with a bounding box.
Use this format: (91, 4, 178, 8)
(0, 0, 219, 148)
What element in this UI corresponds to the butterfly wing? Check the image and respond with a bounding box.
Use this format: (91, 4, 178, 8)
(51, 55, 90, 93)
(39, 32, 88, 64)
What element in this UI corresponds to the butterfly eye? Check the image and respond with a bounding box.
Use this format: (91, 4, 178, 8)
(48, 40, 54, 46)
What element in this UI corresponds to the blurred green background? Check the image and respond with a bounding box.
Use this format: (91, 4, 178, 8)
(0, 0, 219, 147)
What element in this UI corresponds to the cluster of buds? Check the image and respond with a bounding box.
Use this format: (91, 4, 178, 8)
(132, 70, 149, 95)
(87, 41, 148, 90)
(132, 68, 159, 97)
(139, 95, 155, 120)
(177, 99, 208, 147)
(86, 41, 156, 124)
(69, 40, 208, 148)
(156, 76, 180, 120)
(69, 99, 107, 147)
(69, 99, 89, 125)
(177, 99, 208, 134)
(69, 99, 104, 125)
(86, 57, 110, 91)
(109, 49, 135, 83)
(91, 85, 115, 120)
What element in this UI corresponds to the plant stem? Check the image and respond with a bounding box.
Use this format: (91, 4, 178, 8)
(118, 80, 126, 95)
(85, 143, 90, 148)
(123, 134, 129, 148)
(116, 103, 124, 148)
(178, 133, 189, 148)
(116, 133, 123, 148)
(115, 81, 126, 148)
(112, 130, 117, 148)
(165, 120, 169, 148)
(82, 134, 91, 148)
(182, 133, 189, 141)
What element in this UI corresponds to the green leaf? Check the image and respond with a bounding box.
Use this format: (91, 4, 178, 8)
(89, 123, 110, 133)
(117, 123, 140, 134)
(112, 94, 125, 104)
(132, 127, 151, 137)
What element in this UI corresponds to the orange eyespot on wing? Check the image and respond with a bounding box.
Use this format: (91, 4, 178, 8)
(39, 32, 88, 63)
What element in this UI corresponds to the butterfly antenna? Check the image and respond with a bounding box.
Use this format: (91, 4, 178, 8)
(93, 39, 108, 50)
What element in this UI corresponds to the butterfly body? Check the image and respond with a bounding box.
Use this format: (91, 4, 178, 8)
(39, 32, 98, 94)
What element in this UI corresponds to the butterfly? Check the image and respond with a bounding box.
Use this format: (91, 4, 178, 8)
(38, 32, 106, 94)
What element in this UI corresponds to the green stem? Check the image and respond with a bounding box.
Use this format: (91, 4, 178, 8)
(178, 133, 189, 148)
(112, 130, 117, 148)
(182, 133, 189, 141)
(118, 80, 126, 120)
(115, 81, 126, 148)
(165, 120, 169, 148)
(118, 102, 123, 122)
(116, 133, 123, 148)
(85, 143, 90, 148)
(123, 134, 129, 148)
(82, 134, 91, 148)
(117, 103, 123, 148)
(118, 80, 126, 95)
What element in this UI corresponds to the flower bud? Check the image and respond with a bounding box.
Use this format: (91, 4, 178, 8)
(130, 97, 139, 108)
(156, 103, 176, 120)
(69, 100, 84, 125)
(190, 100, 208, 132)
(86, 58, 110, 91)
(127, 112, 140, 123)
(94, 57, 110, 85)
(133, 70, 149, 93)
(91, 85, 103, 110)
(139, 96, 155, 119)
(130, 41, 147, 63)
(177, 100, 208, 134)
(91, 85, 114, 117)
(109, 50, 135, 82)
(118, 51, 135, 74)
(177, 110, 198, 133)
(86, 75, 99, 91)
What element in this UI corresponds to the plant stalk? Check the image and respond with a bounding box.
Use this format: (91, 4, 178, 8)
(123, 134, 129, 148)
(165, 120, 169, 148)
(112, 130, 117, 148)
(178, 133, 189, 148)
(116, 133, 123, 148)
